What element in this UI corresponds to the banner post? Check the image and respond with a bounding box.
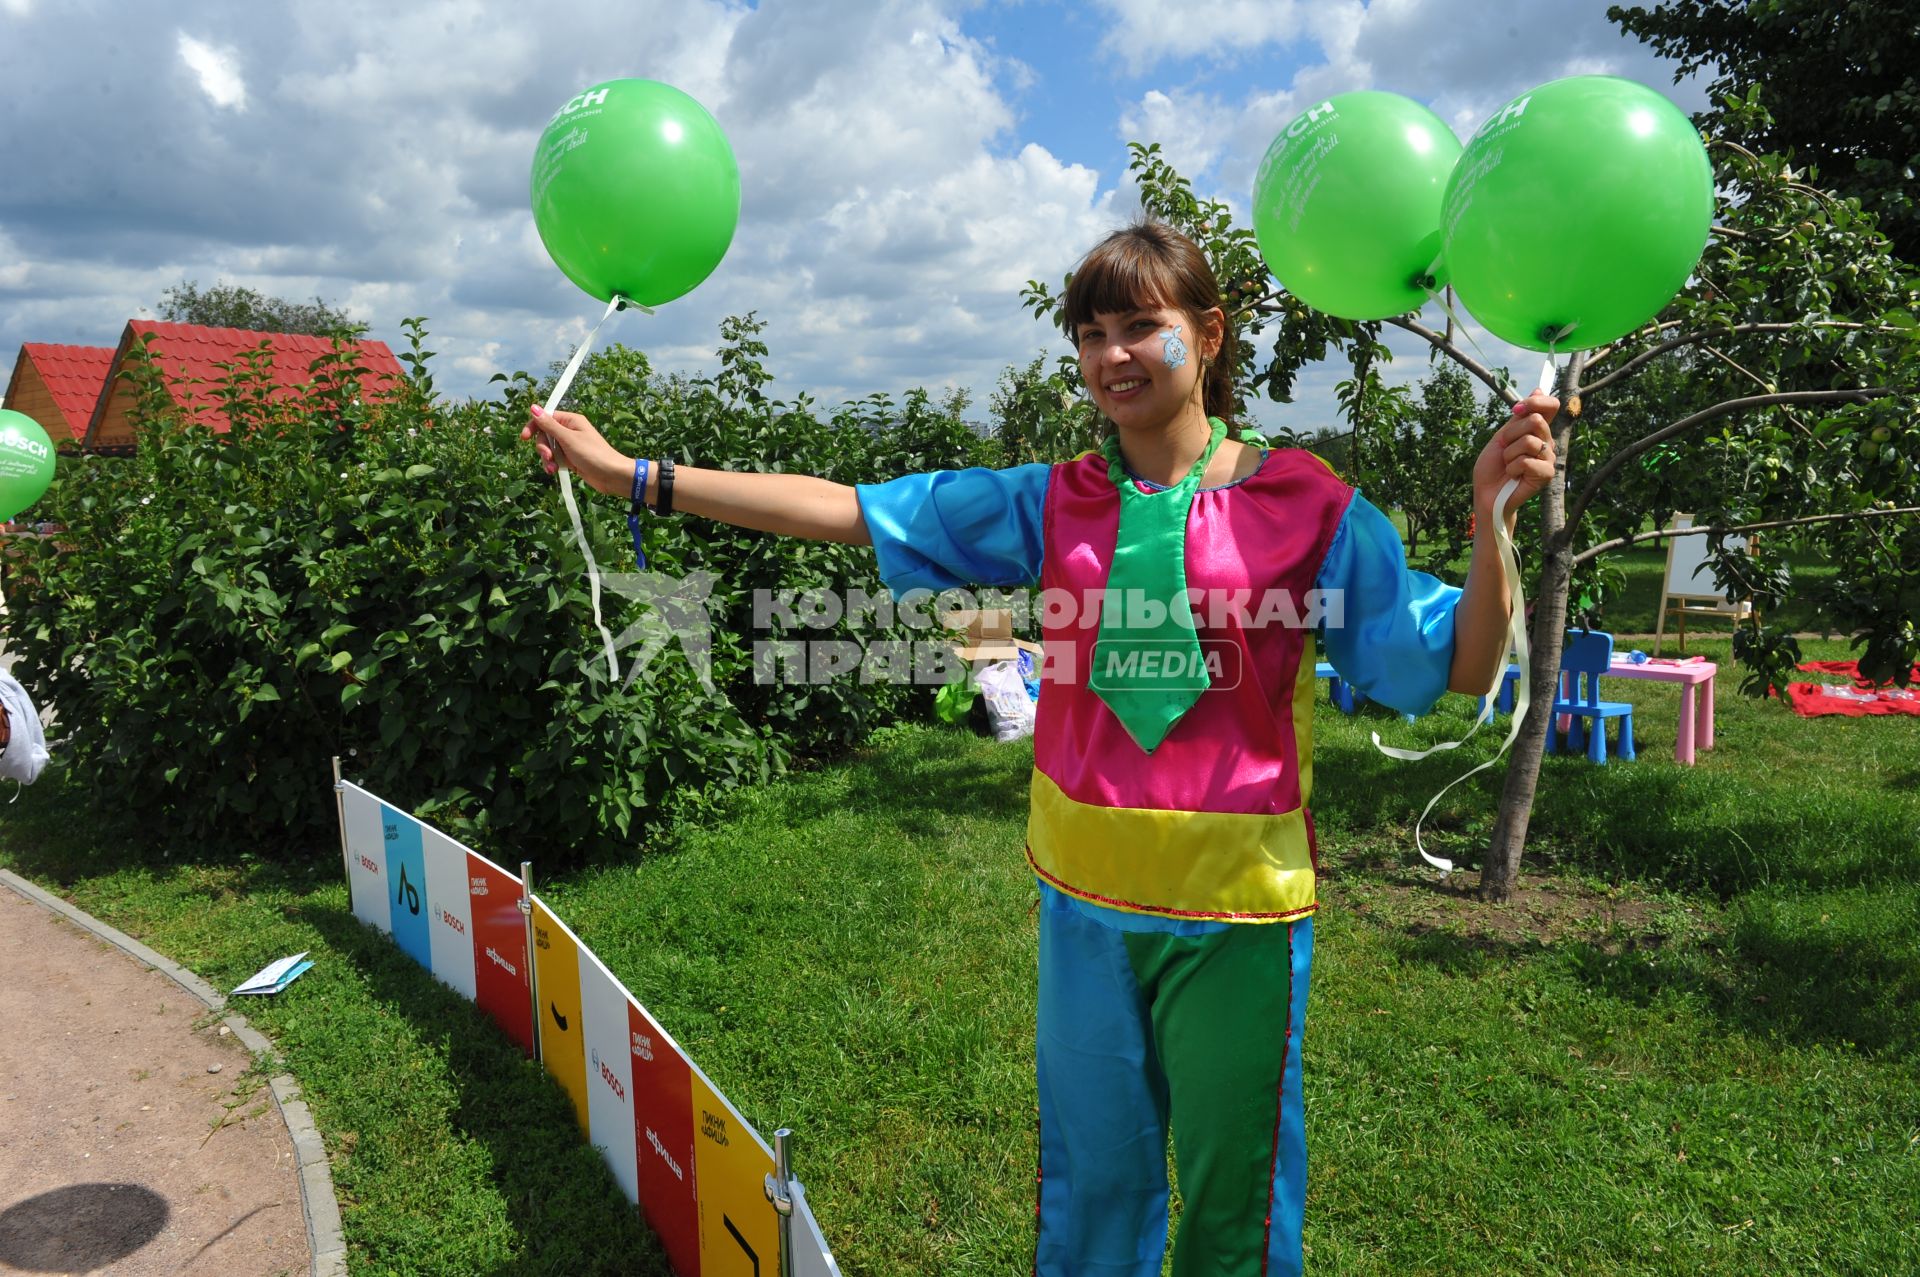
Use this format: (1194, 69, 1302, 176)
(331, 757, 349, 884)
(520, 860, 540, 1061)
(767, 1127, 796, 1277)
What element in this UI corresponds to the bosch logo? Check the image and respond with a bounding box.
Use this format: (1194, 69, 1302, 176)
(1286, 100, 1335, 137)
(591, 1050, 626, 1104)
(1, 432, 50, 460)
(548, 86, 609, 123)
(438, 908, 466, 936)
(357, 854, 379, 875)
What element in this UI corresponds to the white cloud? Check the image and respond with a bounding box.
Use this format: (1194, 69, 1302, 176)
(177, 34, 247, 111)
(1095, 0, 1313, 73)
(1, 0, 1702, 437)
(1119, 90, 1233, 180)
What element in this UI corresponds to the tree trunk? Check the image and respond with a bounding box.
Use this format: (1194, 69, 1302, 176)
(1480, 353, 1586, 902)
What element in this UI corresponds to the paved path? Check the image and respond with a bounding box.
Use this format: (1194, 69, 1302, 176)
(0, 885, 311, 1276)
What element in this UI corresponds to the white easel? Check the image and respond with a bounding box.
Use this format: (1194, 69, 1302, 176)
(1654, 512, 1754, 654)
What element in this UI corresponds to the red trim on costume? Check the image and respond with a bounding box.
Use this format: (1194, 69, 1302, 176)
(1026, 846, 1319, 921)
(1260, 922, 1298, 1276)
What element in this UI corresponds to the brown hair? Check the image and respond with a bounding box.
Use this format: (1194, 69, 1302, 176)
(1062, 220, 1238, 423)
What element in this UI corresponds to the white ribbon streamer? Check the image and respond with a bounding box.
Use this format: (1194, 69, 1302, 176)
(539, 294, 642, 685)
(1370, 353, 1560, 872)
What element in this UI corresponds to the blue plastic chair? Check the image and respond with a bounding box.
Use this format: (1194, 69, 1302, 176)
(1475, 663, 1523, 717)
(1315, 661, 1415, 722)
(1549, 630, 1636, 764)
(1315, 660, 1362, 714)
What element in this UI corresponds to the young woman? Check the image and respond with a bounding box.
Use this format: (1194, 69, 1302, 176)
(523, 221, 1557, 1276)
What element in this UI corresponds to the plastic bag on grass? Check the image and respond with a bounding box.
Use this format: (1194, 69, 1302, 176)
(0, 666, 49, 787)
(976, 658, 1035, 742)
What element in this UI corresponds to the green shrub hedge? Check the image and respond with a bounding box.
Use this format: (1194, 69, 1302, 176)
(4, 317, 1011, 861)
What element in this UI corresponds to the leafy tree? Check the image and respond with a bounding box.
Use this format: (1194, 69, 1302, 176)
(1026, 129, 1919, 903)
(1609, 0, 1920, 264)
(989, 356, 1100, 466)
(157, 279, 368, 337)
(1337, 363, 1483, 569)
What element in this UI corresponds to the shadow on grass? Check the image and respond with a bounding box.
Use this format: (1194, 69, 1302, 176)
(1367, 873, 1920, 1059)
(1312, 720, 1920, 898)
(1565, 919, 1919, 1058)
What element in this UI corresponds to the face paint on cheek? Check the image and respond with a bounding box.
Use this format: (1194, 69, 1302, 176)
(1159, 324, 1189, 371)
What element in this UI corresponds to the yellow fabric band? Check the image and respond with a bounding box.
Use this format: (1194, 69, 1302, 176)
(1025, 768, 1318, 923)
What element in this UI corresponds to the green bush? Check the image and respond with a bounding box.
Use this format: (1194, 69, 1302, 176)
(5, 318, 1000, 860)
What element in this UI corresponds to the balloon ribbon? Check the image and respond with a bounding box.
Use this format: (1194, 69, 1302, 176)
(541, 294, 648, 685)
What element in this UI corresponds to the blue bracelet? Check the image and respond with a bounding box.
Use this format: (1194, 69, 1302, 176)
(627, 457, 650, 570)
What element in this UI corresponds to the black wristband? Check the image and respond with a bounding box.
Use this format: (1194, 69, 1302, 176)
(656, 457, 675, 516)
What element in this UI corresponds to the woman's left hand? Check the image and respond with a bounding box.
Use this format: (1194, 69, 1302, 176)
(1473, 392, 1559, 518)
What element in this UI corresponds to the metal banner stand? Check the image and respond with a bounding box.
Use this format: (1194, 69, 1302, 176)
(330, 757, 350, 881)
(520, 860, 540, 1061)
(766, 1128, 796, 1277)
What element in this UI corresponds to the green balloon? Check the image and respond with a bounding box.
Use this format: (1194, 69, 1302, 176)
(0, 409, 56, 523)
(531, 79, 741, 306)
(1441, 76, 1713, 352)
(1252, 91, 1463, 321)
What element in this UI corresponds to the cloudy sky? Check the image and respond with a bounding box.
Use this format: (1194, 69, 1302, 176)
(0, 0, 1704, 437)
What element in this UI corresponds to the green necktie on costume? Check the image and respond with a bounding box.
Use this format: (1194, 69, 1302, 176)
(1090, 416, 1262, 753)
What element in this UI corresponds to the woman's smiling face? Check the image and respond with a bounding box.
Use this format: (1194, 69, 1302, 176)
(1076, 303, 1216, 429)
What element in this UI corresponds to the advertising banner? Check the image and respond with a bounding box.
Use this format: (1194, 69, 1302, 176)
(691, 1072, 779, 1275)
(340, 784, 390, 934)
(337, 776, 837, 1275)
(630, 999, 700, 1275)
(791, 1182, 844, 1277)
(531, 898, 590, 1135)
(579, 948, 640, 1204)
(466, 854, 533, 1056)
(421, 825, 477, 1001)
(380, 803, 433, 971)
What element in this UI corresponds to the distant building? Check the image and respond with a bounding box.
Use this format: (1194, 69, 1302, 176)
(2, 343, 115, 446)
(2, 321, 405, 454)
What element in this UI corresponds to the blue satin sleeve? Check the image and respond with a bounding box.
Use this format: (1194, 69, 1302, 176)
(1315, 493, 1461, 717)
(855, 464, 1050, 597)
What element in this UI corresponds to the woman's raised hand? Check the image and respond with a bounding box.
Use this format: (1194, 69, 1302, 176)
(521, 406, 634, 498)
(1472, 392, 1559, 517)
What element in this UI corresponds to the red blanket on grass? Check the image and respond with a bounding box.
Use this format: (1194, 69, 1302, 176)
(1789, 660, 1920, 717)
(1795, 659, 1920, 688)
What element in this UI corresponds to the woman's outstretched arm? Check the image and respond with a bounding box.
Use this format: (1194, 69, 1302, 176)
(522, 406, 871, 545)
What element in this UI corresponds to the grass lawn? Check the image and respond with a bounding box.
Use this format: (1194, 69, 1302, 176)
(4, 635, 1917, 1274)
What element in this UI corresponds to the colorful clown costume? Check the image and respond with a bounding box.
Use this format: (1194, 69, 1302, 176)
(857, 436, 1459, 1276)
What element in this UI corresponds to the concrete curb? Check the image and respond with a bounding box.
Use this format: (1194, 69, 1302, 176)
(0, 868, 348, 1277)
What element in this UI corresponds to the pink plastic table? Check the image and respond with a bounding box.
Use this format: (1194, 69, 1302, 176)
(1598, 657, 1717, 765)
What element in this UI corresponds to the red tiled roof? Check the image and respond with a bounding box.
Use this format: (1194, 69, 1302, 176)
(19, 344, 116, 439)
(2, 343, 117, 443)
(116, 321, 405, 436)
